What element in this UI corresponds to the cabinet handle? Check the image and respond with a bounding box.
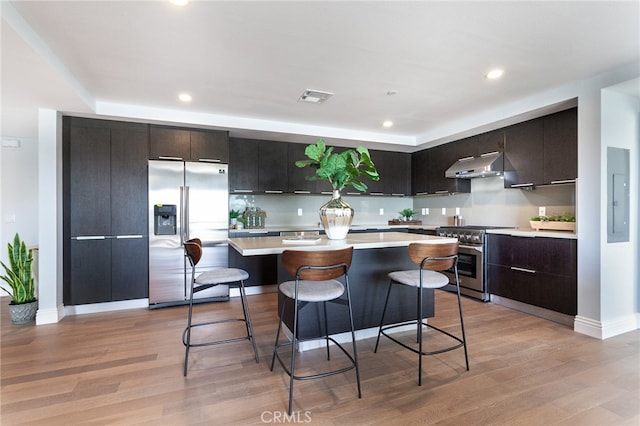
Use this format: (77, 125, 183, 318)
(115, 235, 143, 239)
(435, 190, 449, 194)
(551, 179, 576, 185)
(480, 151, 501, 157)
(510, 266, 536, 274)
(511, 183, 534, 188)
(158, 156, 183, 161)
(320, 191, 333, 195)
(415, 192, 429, 196)
(293, 191, 311, 194)
(391, 193, 406, 196)
(74, 236, 106, 240)
(264, 190, 283, 194)
(458, 156, 474, 162)
(199, 158, 221, 163)
(369, 192, 384, 196)
(233, 189, 253, 193)
(345, 192, 361, 195)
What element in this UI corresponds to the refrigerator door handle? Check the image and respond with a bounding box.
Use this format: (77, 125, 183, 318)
(184, 186, 190, 241)
(180, 186, 185, 245)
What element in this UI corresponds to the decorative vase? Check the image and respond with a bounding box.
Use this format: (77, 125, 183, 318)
(8, 300, 38, 324)
(319, 189, 354, 240)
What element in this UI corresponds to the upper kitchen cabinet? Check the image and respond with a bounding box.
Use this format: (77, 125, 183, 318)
(543, 107, 577, 184)
(411, 148, 430, 195)
(229, 138, 288, 194)
(503, 117, 544, 188)
(367, 150, 411, 196)
(477, 129, 505, 156)
(288, 143, 317, 194)
(229, 138, 260, 193)
(259, 140, 288, 193)
(428, 143, 471, 194)
(149, 125, 229, 163)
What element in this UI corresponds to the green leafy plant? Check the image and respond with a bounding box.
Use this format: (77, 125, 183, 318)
(0, 233, 36, 305)
(530, 213, 576, 222)
(399, 208, 415, 218)
(229, 209, 242, 219)
(295, 139, 380, 192)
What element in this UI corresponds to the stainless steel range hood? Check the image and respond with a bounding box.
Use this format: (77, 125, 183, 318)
(445, 152, 503, 179)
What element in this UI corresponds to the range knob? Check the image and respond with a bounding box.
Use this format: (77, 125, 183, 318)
(471, 233, 482, 243)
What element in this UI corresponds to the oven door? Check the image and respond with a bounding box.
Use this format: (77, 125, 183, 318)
(443, 244, 487, 301)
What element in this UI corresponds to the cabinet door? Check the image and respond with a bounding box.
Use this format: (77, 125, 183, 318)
(70, 239, 112, 305)
(365, 149, 386, 195)
(454, 135, 478, 160)
(543, 108, 577, 183)
(412, 149, 430, 195)
(374, 151, 410, 196)
(110, 123, 149, 235)
(287, 143, 317, 193)
(69, 126, 111, 237)
(111, 237, 148, 300)
(149, 126, 190, 160)
(429, 144, 470, 194)
(229, 138, 259, 193)
(503, 118, 544, 187)
(190, 130, 229, 163)
(477, 129, 505, 156)
(259, 140, 288, 193)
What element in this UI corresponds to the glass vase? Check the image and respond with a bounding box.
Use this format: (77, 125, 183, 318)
(319, 189, 354, 240)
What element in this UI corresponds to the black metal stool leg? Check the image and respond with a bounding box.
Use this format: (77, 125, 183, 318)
(183, 280, 196, 377)
(270, 296, 286, 371)
(417, 283, 423, 386)
(239, 280, 259, 363)
(374, 280, 394, 353)
(288, 297, 300, 416)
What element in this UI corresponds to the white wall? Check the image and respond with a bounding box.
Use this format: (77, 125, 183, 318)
(599, 89, 639, 336)
(0, 136, 39, 296)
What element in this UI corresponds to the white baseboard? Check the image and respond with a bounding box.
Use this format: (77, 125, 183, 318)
(230, 284, 278, 297)
(35, 304, 65, 324)
(574, 313, 640, 339)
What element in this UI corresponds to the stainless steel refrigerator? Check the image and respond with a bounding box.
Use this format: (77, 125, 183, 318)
(148, 160, 230, 307)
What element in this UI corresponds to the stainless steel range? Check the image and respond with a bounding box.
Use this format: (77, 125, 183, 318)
(436, 226, 498, 302)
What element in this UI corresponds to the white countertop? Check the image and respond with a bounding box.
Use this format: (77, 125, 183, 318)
(228, 224, 440, 235)
(486, 228, 577, 239)
(228, 231, 458, 256)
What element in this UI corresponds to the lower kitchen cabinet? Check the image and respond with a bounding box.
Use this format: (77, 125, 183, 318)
(228, 246, 278, 287)
(487, 234, 577, 315)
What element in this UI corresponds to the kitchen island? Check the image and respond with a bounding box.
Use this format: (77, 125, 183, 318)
(228, 232, 457, 340)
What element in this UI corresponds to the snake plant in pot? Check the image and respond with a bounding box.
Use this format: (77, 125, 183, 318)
(1, 233, 37, 324)
(295, 139, 379, 239)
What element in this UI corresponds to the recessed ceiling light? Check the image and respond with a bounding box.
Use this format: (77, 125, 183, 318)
(169, 0, 189, 6)
(382, 120, 394, 128)
(178, 93, 192, 102)
(486, 69, 504, 80)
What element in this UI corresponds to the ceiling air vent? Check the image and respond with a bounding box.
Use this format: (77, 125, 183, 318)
(298, 89, 333, 104)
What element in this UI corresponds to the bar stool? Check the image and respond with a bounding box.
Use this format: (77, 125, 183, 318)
(270, 246, 361, 415)
(182, 238, 259, 376)
(374, 241, 469, 385)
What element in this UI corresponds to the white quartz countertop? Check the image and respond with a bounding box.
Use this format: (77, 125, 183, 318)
(486, 228, 577, 239)
(228, 224, 439, 235)
(228, 231, 458, 256)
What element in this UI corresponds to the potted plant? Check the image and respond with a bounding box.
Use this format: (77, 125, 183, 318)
(530, 212, 576, 232)
(295, 139, 380, 239)
(399, 208, 415, 221)
(229, 209, 242, 228)
(1, 233, 37, 324)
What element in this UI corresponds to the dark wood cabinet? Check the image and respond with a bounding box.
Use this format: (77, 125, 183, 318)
(503, 117, 545, 188)
(287, 143, 317, 194)
(428, 143, 471, 194)
(259, 140, 288, 193)
(229, 138, 260, 193)
(411, 148, 430, 195)
(368, 150, 411, 196)
(64, 117, 149, 305)
(150, 125, 229, 162)
(543, 108, 577, 184)
(477, 129, 505, 155)
(487, 234, 577, 315)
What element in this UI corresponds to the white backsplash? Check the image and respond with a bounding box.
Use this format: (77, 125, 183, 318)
(229, 176, 575, 229)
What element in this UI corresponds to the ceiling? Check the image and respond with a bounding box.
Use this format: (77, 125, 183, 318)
(2, 1, 639, 151)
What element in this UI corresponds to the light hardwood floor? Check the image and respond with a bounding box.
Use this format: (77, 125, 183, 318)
(1, 292, 638, 425)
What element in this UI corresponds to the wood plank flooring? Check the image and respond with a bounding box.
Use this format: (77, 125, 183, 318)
(1, 292, 638, 425)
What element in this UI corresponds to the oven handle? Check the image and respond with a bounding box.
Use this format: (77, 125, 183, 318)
(458, 244, 483, 253)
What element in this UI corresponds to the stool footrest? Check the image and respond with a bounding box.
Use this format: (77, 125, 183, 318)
(182, 318, 252, 348)
(378, 321, 465, 356)
(273, 336, 357, 381)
